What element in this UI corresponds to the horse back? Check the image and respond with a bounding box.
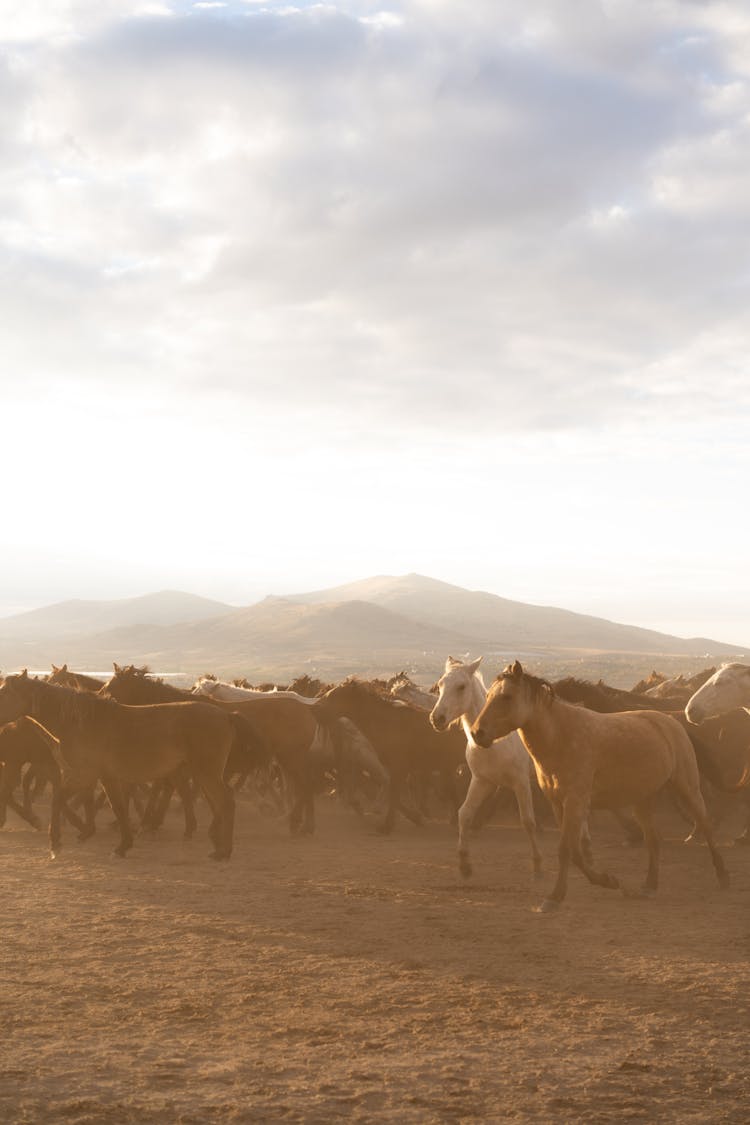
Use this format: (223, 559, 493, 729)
(587, 708, 693, 807)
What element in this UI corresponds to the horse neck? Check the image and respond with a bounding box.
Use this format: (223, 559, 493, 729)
(28, 682, 77, 736)
(460, 672, 489, 730)
(515, 694, 573, 762)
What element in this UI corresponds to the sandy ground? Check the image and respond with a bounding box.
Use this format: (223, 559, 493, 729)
(1, 789, 748, 1124)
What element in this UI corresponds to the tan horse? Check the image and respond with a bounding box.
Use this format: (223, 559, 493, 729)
(470, 661, 729, 912)
(0, 672, 236, 859)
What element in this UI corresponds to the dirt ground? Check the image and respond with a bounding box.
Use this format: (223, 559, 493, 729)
(1, 790, 748, 1124)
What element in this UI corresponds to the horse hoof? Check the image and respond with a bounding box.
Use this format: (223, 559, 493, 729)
(622, 885, 655, 899)
(719, 872, 730, 890)
(49, 850, 59, 861)
(30, 817, 42, 831)
(533, 899, 560, 914)
(734, 834, 750, 847)
(112, 849, 128, 859)
(603, 875, 620, 890)
(458, 855, 472, 879)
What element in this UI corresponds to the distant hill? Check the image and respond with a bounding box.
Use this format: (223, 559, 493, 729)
(0, 590, 235, 641)
(0, 574, 745, 685)
(291, 573, 743, 657)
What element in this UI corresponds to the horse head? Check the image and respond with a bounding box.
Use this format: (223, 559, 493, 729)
(685, 663, 750, 723)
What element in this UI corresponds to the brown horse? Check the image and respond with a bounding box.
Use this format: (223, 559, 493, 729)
(101, 664, 270, 836)
(47, 665, 106, 692)
(0, 672, 236, 859)
(470, 661, 729, 911)
(0, 716, 64, 853)
(0, 715, 103, 855)
(314, 679, 466, 834)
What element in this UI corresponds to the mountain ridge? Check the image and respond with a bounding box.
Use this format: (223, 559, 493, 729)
(0, 574, 745, 685)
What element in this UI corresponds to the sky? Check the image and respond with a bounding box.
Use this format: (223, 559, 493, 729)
(1, 0, 749, 644)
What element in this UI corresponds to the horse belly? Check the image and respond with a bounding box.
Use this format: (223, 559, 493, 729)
(590, 755, 672, 809)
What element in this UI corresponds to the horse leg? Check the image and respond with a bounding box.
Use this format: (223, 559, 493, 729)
(296, 759, 316, 836)
(1, 763, 42, 830)
(195, 770, 235, 860)
(100, 776, 134, 858)
(539, 796, 619, 911)
(457, 774, 497, 878)
(736, 793, 750, 846)
(668, 776, 729, 889)
(49, 775, 64, 858)
(512, 775, 543, 877)
(173, 772, 198, 839)
(537, 796, 578, 912)
(630, 800, 660, 895)
(287, 770, 307, 836)
(396, 782, 424, 827)
(77, 787, 97, 841)
(377, 775, 401, 835)
(612, 808, 644, 847)
(138, 782, 165, 832)
(569, 808, 621, 894)
(21, 766, 44, 828)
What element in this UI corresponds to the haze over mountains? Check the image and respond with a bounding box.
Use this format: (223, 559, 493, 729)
(0, 574, 745, 686)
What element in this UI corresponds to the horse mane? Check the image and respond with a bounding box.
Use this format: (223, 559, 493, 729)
(38, 680, 115, 728)
(499, 666, 555, 702)
(338, 676, 415, 706)
(118, 664, 152, 678)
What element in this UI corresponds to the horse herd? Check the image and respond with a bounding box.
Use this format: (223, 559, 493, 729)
(0, 657, 749, 913)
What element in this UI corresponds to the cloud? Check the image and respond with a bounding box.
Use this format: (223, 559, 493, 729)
(2, 0, 749, 437)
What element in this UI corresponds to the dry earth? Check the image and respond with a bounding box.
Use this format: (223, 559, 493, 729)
(1, 790, 748, 1124)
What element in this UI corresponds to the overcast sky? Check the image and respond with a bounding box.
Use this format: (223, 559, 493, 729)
(1, 0, 749, 644)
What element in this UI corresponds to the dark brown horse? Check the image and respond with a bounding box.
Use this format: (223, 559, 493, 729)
(0, 673, 237, 859)
(101, 665, 270, 836)
(314, 679, 466, 834)
(471, 662, 728, 911)
(0, 715, 101, 855)
(0, 717, 64, 853)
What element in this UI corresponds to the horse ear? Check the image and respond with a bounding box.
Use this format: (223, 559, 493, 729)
(113, 662, 121, 674)
(467, 657, 482, 674)
(61, 664, 68, 673)
(511, 660, 523, 677)
(51, 664, 59, 673)
(20, 668, 28, 679)
(445, 656, 455, 672)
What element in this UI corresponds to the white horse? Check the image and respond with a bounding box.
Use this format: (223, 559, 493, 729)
(430, 656, 542, 877)
(192, 677, 317, 706)
(686, 663, 750, 723)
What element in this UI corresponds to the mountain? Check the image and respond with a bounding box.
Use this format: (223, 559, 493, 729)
(0, 590, 235, 641)
(0, 575, 745, 685)
(291, 573, 744, 657)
